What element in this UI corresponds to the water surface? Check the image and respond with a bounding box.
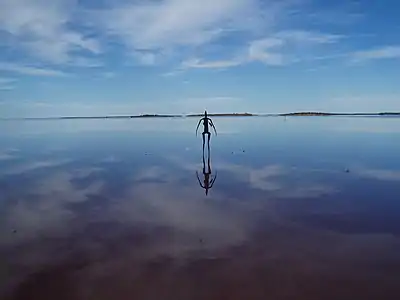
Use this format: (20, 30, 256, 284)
(1, 117, 400, 300)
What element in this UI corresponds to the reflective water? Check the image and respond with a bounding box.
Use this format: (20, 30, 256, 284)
(1, 117, 400, 300)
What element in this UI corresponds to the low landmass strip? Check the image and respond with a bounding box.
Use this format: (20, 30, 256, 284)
(1, 112, 400, 120)
(280, 112, 400, 116)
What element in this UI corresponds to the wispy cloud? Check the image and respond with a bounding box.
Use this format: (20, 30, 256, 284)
(1, 169, 104, 246)
(93, 0, 295, 66)
(0, 85, 15, 91)
(304, 5, 365, 26)
(180, 30, 343, 70)
(0, 62, 68, 77)
(0, 151, 16, 161)
(0, 77, 16, 90)
(160, 70, 184, 77)
(0, 0, 101, 64)
(2, 159, 72, 176)
(68, 57, 104, 68)
(248, 38, 286, 65)
(351, 46, 400, 62)
(181, 58, 243, 69)
(134, 166, 169, 182)
(274, 30, 344, 44)
(355, 168, 400, 181)
(101, 72, 116, 79)
(0, 0, 351, 71)
(0, 77, 16, 84)
(131, 51, 158, 66)
(217, 163, 336, 198)
(248, 165, 286, 191)
(95, 0, 262, 50)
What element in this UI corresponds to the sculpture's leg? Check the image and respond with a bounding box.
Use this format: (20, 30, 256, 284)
(207, 154, 211, 174)
(202, 150, 206, 174)
(202, 133, 206, 155)
(207, 133, 211, 157)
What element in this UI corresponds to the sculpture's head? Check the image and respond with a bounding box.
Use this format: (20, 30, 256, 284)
(204, 110, 208, 117)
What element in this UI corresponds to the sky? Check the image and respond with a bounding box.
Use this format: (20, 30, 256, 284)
(0, 0, 400, 117)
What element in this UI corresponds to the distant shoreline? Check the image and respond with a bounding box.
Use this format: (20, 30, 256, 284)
(1, 112, 400, 120)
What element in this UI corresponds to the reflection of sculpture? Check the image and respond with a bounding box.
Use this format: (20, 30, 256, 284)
(196, 111, 217, 195)
(196, 150, 217, 195)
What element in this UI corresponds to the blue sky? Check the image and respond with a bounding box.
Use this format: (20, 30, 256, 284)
(0, 0, 400, 117)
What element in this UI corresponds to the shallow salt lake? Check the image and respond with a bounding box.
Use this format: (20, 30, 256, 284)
(1, 116, 400, 300)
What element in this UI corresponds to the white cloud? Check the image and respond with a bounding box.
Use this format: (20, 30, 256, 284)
(181, 58, 243, 69)
(247, 31, 342, 66)
(178, 39, 285, 70)
(161, 70, 184, 77)
(94, 0, 283, 67)
(0, 0, 347, 70)
(0, 0, 101, 64)
(248, 165, 286, 191)
(217, 163, 336, 198)
(132, 51, 158, 66)
(355, 168, 400, 181)
(103, 0, 311, 68)
(2, 160, 399, 297)
(96, 0, 261, 50)
(0, 151, 15, 161)
(352, 46, 400, 62)
(68, 57, 104, 68)
(179, 30, 342, 70)
(111, 181, 250, 252)
(0, 78, 16, 84)
(0, 85, 15, 91)
(275, 30, 344, 44)
(101, 72, 116, 79)
(2, 159, 71, 176)
(1, 170, 104, 245)
(248, 38, 286, 65)
(0, 62, 68, 77)
(305, 8, 365, 26)
(134, 166, 169, 182)
(0, 77, 16, 90)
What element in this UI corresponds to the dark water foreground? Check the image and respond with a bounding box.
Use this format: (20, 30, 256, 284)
(1, 117, 400, 300)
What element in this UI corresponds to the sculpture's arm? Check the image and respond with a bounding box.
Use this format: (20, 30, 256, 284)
(196, 118, 204, 136)
(209, 119, 217, 136)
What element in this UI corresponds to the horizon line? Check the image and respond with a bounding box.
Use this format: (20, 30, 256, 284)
(1, 111, 400, 121)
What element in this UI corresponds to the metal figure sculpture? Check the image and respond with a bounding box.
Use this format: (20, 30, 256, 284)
(196, 110, 217, 154)
(195, 110, 218, 195)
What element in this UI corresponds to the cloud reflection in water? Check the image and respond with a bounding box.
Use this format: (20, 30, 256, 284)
(1, 118, 400, 299)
